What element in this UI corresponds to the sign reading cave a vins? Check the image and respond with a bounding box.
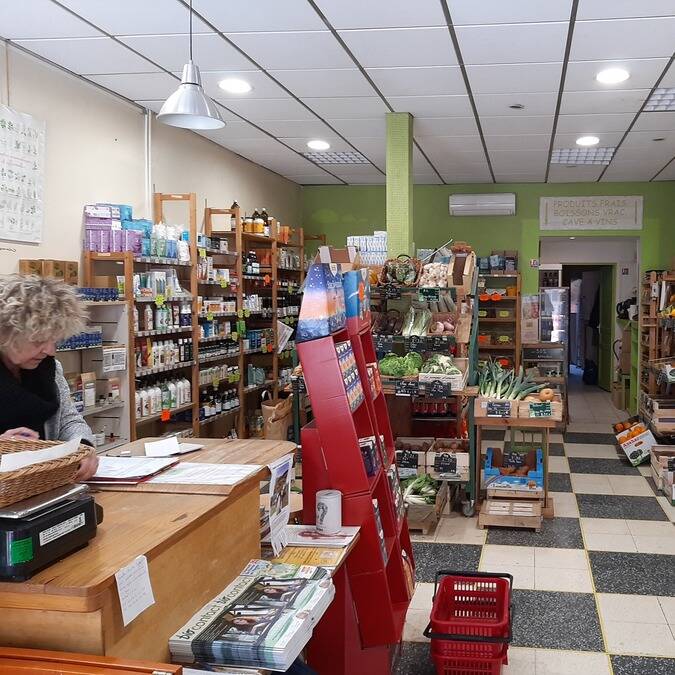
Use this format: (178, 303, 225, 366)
(540, 196, 643, 230)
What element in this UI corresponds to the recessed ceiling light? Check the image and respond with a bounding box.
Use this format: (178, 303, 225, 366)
(653, 137, 666, 142)
(596, 68, 630, 85)
(576, 135, 600, 146)
(509, 103, 525, 110)
(307, 139, 330, 151)
(303, 150, 368, 164)
(218, 78, 252, 94)
(551, 147, 615, 165)
(644, 87, 675, 111)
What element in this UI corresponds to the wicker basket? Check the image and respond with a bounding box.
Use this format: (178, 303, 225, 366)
(0, 439, 91, 507)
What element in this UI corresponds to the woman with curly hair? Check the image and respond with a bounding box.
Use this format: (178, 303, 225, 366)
(0, 274, 98, 480)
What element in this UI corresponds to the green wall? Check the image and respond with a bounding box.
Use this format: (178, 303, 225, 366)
(301, 182, 675, 294)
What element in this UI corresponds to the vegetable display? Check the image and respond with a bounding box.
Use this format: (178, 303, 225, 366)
(402, 306, 432, 337)
(378, 351, 423, 377)
(420, 353, 461, 375)
(478, 362, 547, 400)
(380, 256, 419, 286)
(401, 474, 440, 505)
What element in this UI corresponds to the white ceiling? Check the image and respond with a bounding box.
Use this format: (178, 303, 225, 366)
(3, 0, 675, 185)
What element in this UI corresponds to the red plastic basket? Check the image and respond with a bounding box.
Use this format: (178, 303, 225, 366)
(424, 571, 513, 674)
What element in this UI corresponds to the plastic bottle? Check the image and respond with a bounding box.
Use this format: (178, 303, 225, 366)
(152, 384, 162, 414)
(133, 306, 140, 333)
(168, 380, 177, 409)
(161, 382, 171, 412)
(135, 390, 142, 418)
(144, 304, 154, 331)
(229, 201, 238, 231)
(141, 388, 150, 417)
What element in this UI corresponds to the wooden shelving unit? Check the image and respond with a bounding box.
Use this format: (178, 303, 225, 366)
(639, 270, 663, 397)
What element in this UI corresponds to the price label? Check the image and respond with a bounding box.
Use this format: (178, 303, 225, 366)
(428, 379, 450, 398)
(219, 279, 228, 288)
(244, 309, 251, 318)
(374, 334, 394, 356)
(154, 294, 165, 308)
(503, 451, 527, 468)
(486, 400, 511, 418)
(237, 309, 244, 319)
(206, 312, 214, 321)
(419, 287, 440, 302)
(198, 248, 206, 258)
(434, 452, 457, 474)
(396, 450, 419, 479)
(407, 335, 426, 353)
(160, 409, 171, 422)
(430, 335, 452, 351)
(384, 284, 401, 299)
(395, 379, 419, 397)
(231, 331, 238, 342)
(529, 401, 552, 418)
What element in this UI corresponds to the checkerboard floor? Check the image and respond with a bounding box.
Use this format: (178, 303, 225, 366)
(398, 425, 675, 674)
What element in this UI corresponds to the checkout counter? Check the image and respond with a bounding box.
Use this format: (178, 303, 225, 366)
(0, 438, 294, 662)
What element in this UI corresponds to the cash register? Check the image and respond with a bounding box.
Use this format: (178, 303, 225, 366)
(0, 484, 102, 581)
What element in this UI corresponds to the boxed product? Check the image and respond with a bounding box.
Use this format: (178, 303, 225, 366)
(19, 259, 44, 276)
(41, 259, 66, 280)
(296, 262, 346, 343)
(65, 261, 79, 285)
(665, 466, 675, 506)
(614, 417, 656, 466)
(80, 372, 97, 408)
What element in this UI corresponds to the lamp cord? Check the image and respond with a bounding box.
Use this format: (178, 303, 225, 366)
(189, 0, 193, 61)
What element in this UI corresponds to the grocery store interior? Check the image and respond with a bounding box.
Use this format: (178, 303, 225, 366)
(0, 1, 674, 675)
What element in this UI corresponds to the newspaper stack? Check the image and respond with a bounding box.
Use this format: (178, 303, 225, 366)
(169, 559, 335, 671)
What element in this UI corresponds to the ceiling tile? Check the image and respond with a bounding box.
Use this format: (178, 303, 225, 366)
(193, 0, 325, 32)
(653, 158, 675, 180)
(547, 165, 605, 182)
(577, 1, 675, 20)
(339, 174, 387, 184)
(326, 118, 387, 138)
(388, 95, 472, 117)
(617, 130, 675, 152)
(240, 151, 328, 174)
(423, 150, 489, 172)
(414, 173, 444, 184)
(1, 0, 100, 38)
(119, 33, 256, 72)
(474, 92, 557, 117)
(494, 173, 545, 183)
(571, 18, 675, 60)
(322, 163, 382, 175)
(136, 100, 164, 114)
(198, 70, 287, 100)
(344, 138, 387, 163)
(489, 150, 549, 173)
(612, 144, 674, 164)
(13, 36, 157, 74)
(315, 0, 446, 29)
(58, 0, 211, 35)
(556, 113, 636, 133)
(88, 72, 179, 100)
(338, 27, 457, 68)
(467, 63, 562, 94)
(455, 23, 568, 65)
(225, 31, 353, 70)
(301, 97, 389, 119)
(223, 97, 317, 120)
(290, 174, 344, 185)
(553, 131, 625, 148)
(632, 111, 675, 132)
(257, 119, 337, 137)
(441, 170, 493, 184)
(481, 115, 554, 135)
(659, 62, 675, 88)
(367, 66, 465, 96)
(216, 137, 288, 155)
(560, 89, 651, 115)
(417, 135, 485, 154)
(449, 0, 573, 24)
(196, 121, 274, 142)
(601, 163, 659, 181)
(268, 69, 373, 97)
(413, 146, 435, 172)
(139, 101, 241, 121)
(279, 137, 355, 153)
(565, 58, 669, 92)
(414, 117, 478, 136)
(485, 135, 552, 151)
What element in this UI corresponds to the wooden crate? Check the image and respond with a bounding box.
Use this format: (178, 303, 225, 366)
(478, 498, 542, 531)
(517, 395, 563, 421)
(406, 481, 448, 534)
(474, 397, 518, 418)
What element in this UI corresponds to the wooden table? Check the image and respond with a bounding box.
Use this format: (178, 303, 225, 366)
(0, 438, 294, 662)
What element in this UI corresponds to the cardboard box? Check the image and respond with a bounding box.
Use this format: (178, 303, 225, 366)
(316, 245, 363, 272)
(619, 326, 631, 375)
(651, 446, 675, 492)
(19, 259, 44, 276)
(611, 382, 626, 411)
(615, 417, 656, 466)
(41, 259, 66, 280)
(65, 261, 79, 285)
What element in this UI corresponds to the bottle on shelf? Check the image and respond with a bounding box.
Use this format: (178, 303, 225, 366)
(230, 200, 238, 231)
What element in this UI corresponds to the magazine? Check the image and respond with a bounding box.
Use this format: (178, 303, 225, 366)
(282, 524, 360, 548)
(169, 560, 334, 671)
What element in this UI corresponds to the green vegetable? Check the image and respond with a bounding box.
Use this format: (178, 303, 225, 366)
(478, 360, 548, 400)
(402, 474, 439, 506)
(378, 351, 422, 377)
(420, 353, 461, 375)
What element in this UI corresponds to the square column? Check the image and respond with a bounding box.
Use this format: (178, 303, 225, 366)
(386, 112, 413, 257)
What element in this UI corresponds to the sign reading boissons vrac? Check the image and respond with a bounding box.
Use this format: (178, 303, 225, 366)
(540, 196, 643, 230)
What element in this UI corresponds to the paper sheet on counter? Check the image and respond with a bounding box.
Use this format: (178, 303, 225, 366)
(90, 456, 178, 482)
(144, 436, 203, 457)
(147, 462, 262, 486)
(0, 437, 82, 473)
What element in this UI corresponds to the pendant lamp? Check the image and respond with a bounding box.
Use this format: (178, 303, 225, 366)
(157, 0, 224, 130)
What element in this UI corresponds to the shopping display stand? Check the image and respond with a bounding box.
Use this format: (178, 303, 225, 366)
(298, 308, 414, 674)
(475, 417, 557, 530)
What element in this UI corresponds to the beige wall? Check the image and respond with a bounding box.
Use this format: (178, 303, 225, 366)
(0, 45, 301, 274)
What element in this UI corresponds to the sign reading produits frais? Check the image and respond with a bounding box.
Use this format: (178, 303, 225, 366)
(540, 196, 643, 230)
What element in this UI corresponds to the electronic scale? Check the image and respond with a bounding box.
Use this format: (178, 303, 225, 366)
(0, 484, 102, 581)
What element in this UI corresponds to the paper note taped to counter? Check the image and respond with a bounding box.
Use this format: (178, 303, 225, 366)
(115, 555, 155, 626)
(147, 462, 262, 486)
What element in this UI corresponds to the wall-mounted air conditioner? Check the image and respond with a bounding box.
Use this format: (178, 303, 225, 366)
(449, 193, 516, 216)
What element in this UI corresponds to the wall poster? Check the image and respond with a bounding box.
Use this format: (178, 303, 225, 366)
(540, 196, 643, 230)
(0, 104, 46, 243)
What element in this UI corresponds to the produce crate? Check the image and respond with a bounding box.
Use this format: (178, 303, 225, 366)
(474, 398, 518, 419)
(419, 357, 468, 392)
(614, 417, 656, 466)
(406, 480, 448, 534)
(395, 436, 435, 479)
(517, 394, 563, 421)
(478, 498, 543, 531)
(651, 446, 675, 492)
(427, 438, 470, 481)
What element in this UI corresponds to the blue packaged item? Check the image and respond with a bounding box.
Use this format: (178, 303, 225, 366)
(297, 263, 346, 343)
(132, 219, 153, 238)
(141, 237, 151, 256)
(118, 204, 132, 221)
(343, 268, 370, 322)
(484, 447, 543, 493)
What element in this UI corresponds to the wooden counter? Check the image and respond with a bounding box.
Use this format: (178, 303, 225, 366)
(0, 438, 294, 663)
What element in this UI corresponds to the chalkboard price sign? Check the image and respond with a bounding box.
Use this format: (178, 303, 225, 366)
(397, 449, 419, 479)
(434, 452, 457, 474)
(384, 284, 401, 299)
(419, 287, 440, 302)
(529, 401, 552, 417)
(428, 379, 450, 398)
(395, 379, 419, 397)
(430, 335, 453, 351)
(407, 335, 426, 353)
(503, 451, 527, 468)
(486, 400, 511, 417)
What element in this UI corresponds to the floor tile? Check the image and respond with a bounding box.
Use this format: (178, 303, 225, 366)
(434, 514, 486, 545)
(597, 593, 668, 624)
(550, 491, 579, 518)
(607, 475, 654, 497)
(409, 582, 434, 611)
(571, 474, 614, 495)
(658, 596, 675, 625)
(481, 543, 536, 567)
(646, 476, 661, 496)
(402, 609, 429, 642)
(550, 432, 564, 443)
(534, 547, 588, 569)
(486, 517, 584, 549)
(577, 494, 669, 521)
(603, 620, 675, 657)
(549, 472, 573, 492)
(549, 442, 565, 456)
(534, 566, 594, 592)
(411, 542, 481, 582)
(503, 647, 536, 674)
(638, 464, 653, 476)
(583, 531, 637, 552)
(657, 496, 675, 522)
(511, 589, 604, 650)
(625, 520, 675, 537)
(549, 456, 570, 473)
(395, 641, 435, 675)
(589, 551, 675, 596)
(564, 431, 618, 445)
(568, 457, 639, 476)
(565, 444, 621, 459)
(566, 422, 616, 434)
(580, 517, 629, 535)
(633, 534, 675, 555)
(535, 649, 611, 675)
(611, 655, 675, 675)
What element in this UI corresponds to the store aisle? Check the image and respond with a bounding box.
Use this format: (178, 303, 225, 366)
(399, 429, 675, 675)
(567, 367, 625, 432)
